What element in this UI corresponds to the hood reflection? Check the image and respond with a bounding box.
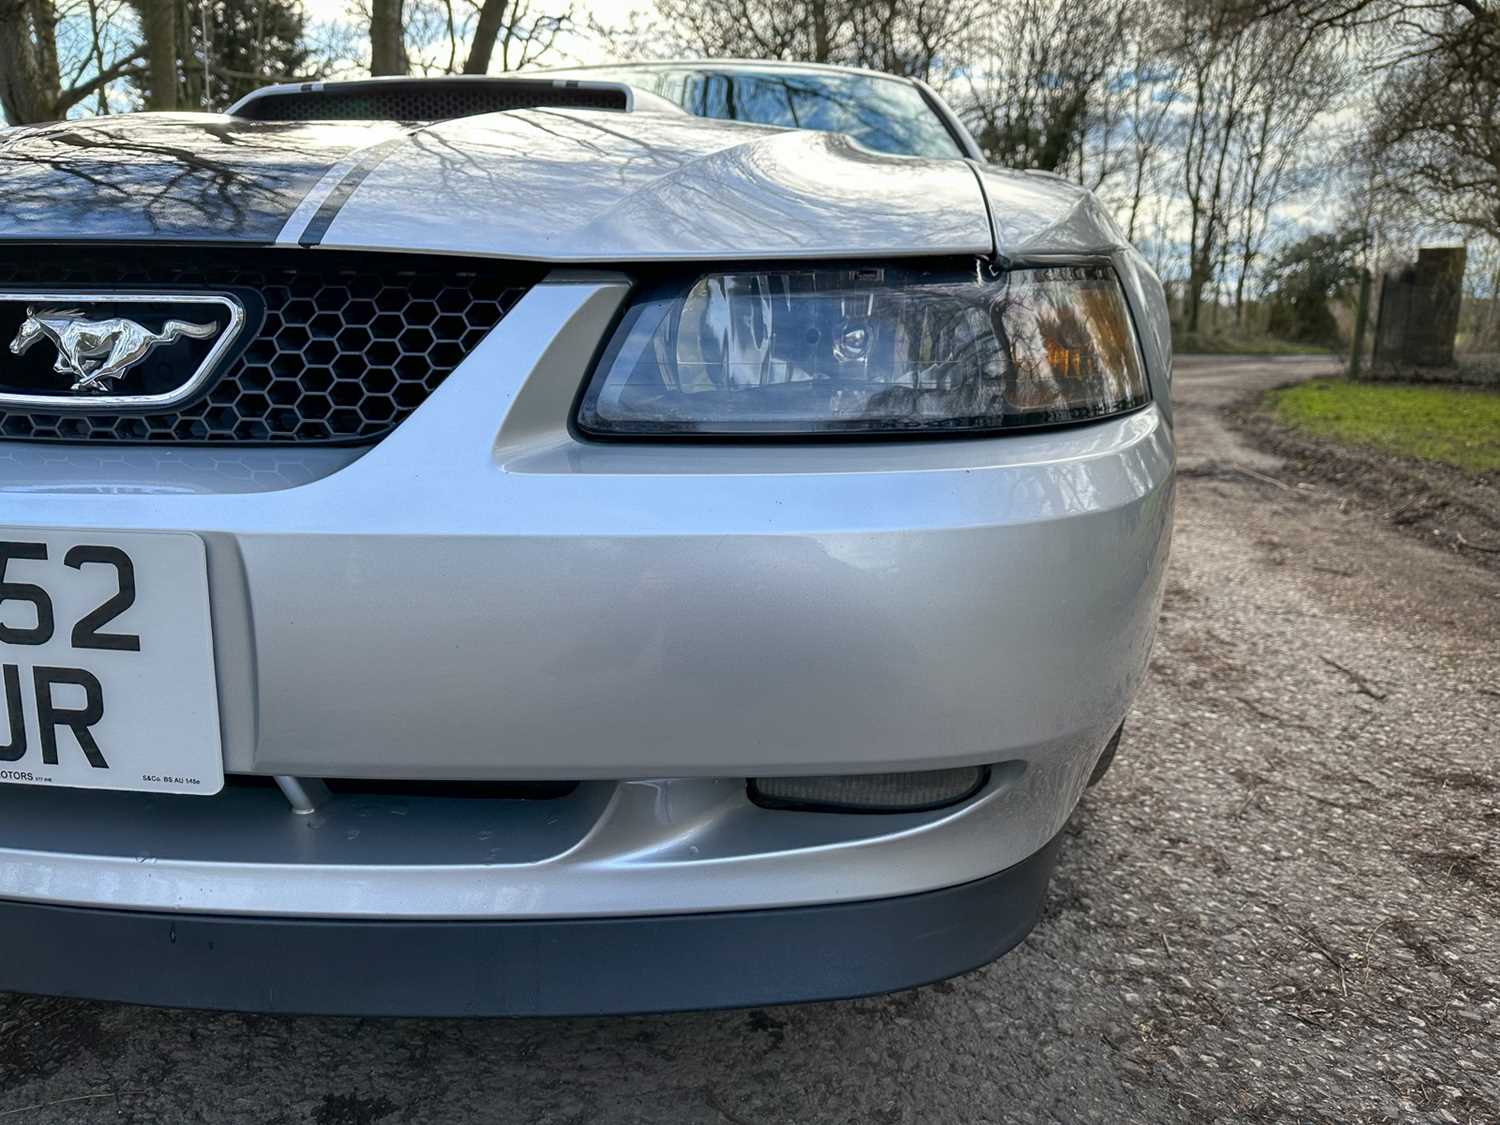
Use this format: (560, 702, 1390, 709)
(0, 115, 405, 243)
(0, 106, 1117, 263)
(320, 109, 994, 260)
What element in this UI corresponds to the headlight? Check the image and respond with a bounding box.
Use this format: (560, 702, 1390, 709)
(576, 263, 1149, 437)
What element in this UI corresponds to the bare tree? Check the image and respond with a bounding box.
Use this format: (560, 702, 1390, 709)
(1115, 20, 1187, 241)
(647, 0, 834, 61)
(163, 0, 315, 111)
(1227, 22, 1345, 322)
(1239, 0, 1496, 241)
(485, 0, 568, 70)
(845, 0, 967, 80)
(1174, 4, 1339, 333)
(1369, 2, 1499, 242)
(0, 0, 144, 122)
(1178, 2, 1247, 332)
(957, 0, 1127, 172)
(394, 0, 568, 75)
(459, 0, 568, 72)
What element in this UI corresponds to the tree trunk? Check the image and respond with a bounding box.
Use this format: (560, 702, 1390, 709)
(1186, 236, 1219, 334)
(462, 0, 508, 74)
(176, 0, 199, 109)
(370, 0, 407, 76)
(1, 0, 145, 124)
(811, 0, 831, 62)
(128, 0, 178, 109)
(0, 1, 49, 123)
(85, 0, 109, 114)
(1185, 206, 1210, 334)
(28, 0, 61, 97)
(1125, 157, 1147, 243)
(0, 0, 66, 123)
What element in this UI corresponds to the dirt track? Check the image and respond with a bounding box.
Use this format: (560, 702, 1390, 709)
(1, 355, 1497, 1124)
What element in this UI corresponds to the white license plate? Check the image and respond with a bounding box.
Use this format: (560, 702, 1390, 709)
(0, 529, 222, 795)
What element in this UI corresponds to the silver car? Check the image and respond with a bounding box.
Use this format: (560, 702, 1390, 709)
(0, 65, 1173, 1016)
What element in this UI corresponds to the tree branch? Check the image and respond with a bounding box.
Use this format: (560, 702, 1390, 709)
(53, 48, 145, 114)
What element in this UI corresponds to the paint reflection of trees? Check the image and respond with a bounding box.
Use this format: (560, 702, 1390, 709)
(0, 119, 355, 235)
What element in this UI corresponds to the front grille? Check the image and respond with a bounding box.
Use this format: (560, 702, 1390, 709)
(0, 250, 536, 444)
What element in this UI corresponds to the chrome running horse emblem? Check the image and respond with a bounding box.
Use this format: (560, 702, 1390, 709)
(9, 307, 219, 393)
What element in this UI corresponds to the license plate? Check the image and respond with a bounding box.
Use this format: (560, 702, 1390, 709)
(0, 529, 222, 795)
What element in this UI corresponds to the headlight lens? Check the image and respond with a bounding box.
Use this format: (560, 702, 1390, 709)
(577, 264, 1149, 437)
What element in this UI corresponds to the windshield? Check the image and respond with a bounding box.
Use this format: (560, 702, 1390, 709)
(565, 66, 966, 160)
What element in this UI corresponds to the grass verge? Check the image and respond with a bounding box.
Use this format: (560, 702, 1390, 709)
(1267, 378, 1500, 474)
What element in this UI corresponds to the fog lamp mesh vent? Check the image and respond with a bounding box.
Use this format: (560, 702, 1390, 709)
(750, 766, 987, 813)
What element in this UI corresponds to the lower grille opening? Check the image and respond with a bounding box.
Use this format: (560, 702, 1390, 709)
(324, 778, 579, 801)
(222, 780, 573, 804)
(223, 774, 280, 789)
(225, 774, 576, 810)
(223, 774, 577, 802)
(6, 776, 610, 870)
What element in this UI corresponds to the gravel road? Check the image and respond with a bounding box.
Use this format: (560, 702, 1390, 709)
(2, 355, 1496, 1125)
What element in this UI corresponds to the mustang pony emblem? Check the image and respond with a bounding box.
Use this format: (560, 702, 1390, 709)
(8, 307, 219, 393)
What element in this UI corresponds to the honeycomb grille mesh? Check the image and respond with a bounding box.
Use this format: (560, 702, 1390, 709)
(0, 251, 535, 445)
(238, 82, 628, 122)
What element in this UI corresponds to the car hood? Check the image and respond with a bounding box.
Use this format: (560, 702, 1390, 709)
(0, 110, 1117, 263)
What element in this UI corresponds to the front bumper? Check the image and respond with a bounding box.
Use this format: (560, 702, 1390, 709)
(0, 272, 1172, 931)
(0, 830, 1062, 1016)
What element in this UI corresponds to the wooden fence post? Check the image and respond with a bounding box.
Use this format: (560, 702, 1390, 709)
(1349, 268, 1372, 380)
